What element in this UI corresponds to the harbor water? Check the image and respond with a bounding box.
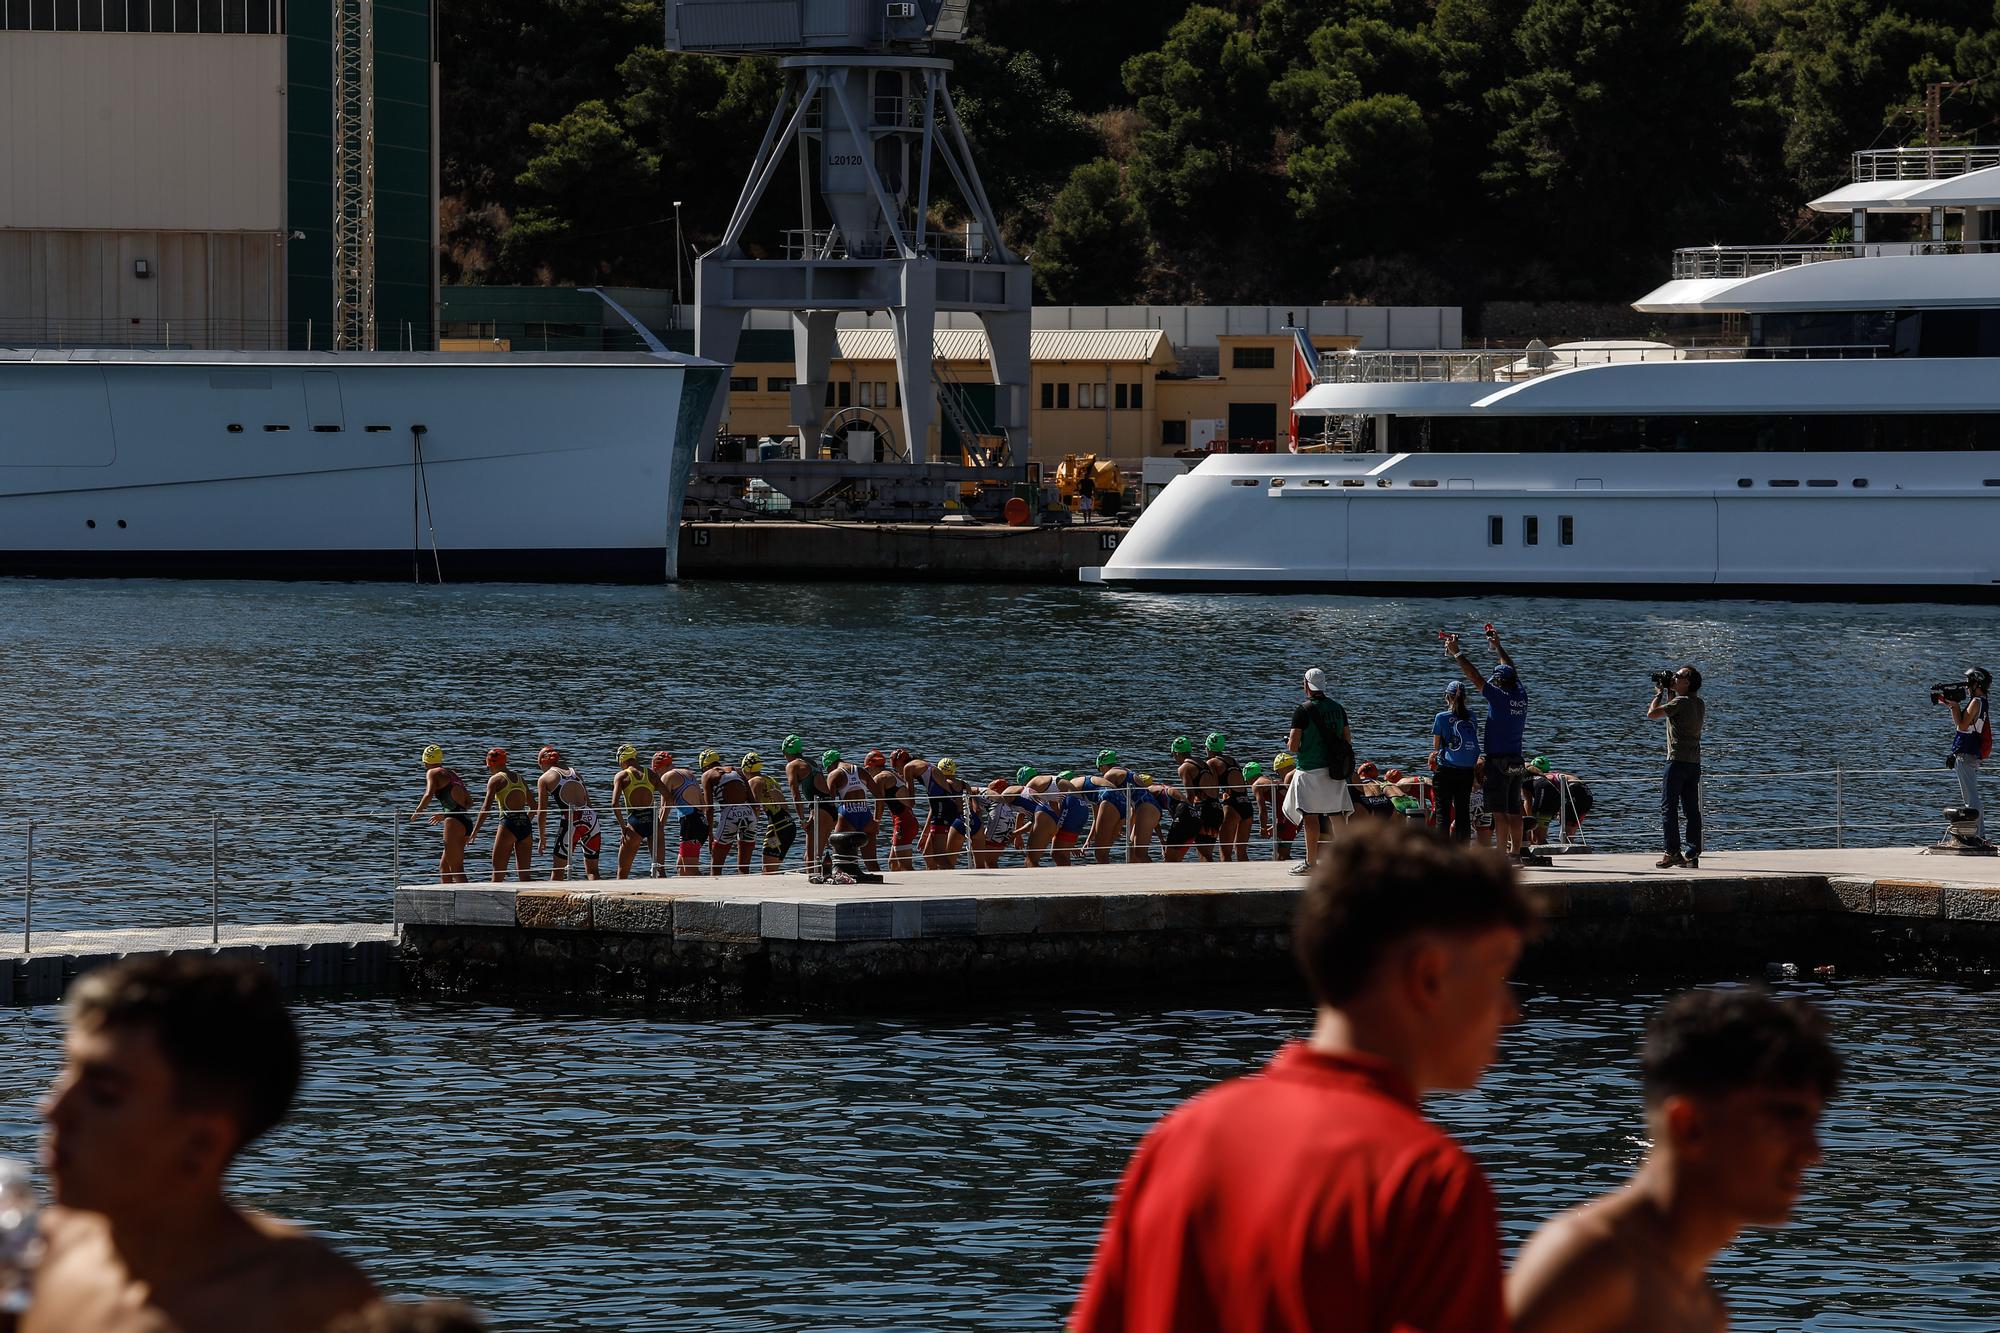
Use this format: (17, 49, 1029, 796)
(5, 579, 2000, 1327)
(1, 979, 1996, 1330)
(2, 578, 1992, 932)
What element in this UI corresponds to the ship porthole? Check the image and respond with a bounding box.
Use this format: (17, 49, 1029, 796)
(117, 520, 128, 529)
(85, 520, 95, 529)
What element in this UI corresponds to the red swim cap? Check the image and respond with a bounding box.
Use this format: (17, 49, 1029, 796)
(650, 751, 674, 774)
(486, 747, 508, 768)
(537, 746, 560, 768)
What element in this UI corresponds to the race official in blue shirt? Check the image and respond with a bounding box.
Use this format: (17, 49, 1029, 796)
(1446, 628, 1530, 859)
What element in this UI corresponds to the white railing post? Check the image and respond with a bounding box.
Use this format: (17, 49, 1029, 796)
(210, 814, 220, 945)
(23, 821, 33, 954)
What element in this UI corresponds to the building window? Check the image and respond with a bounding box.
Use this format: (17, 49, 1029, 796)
(858, 382, 874, 408)
(1559, 515, 1575, 546)
(875, 382, 888, 408)
(1488, 516, 1503, 546)
(1523, 515, 1539, 546)
(1233, 345, 1276, 369)
(1076, 382, 1090, 408)
(1093, 383, 1109, 409)
(1162, 420, 1187, 446)
(23, 0, 289, 32)
(728, 376, 757, 392)
(839, 381, 851, 408)
(1132, 382, 1144, 410)
(1041, 382, 1054, 410)
(1115, 384, 1128, 410)
(1057, 383, 1070, 410)
(766, 377, 794, 392)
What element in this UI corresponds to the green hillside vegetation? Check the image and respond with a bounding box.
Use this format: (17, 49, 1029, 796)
(440, 0, 2000, 304)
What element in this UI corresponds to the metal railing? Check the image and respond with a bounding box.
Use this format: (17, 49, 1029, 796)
(1315, 343, 1893, 386)
(1669, 239, 2000, 280)
(0, 317, 439, 353)
(9, 761, 1967, 951)
(1852, 146, 2000, 182)
(778, 226, 995, 262)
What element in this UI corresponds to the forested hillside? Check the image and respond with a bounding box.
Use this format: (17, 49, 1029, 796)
(440, 0, 2000, 304)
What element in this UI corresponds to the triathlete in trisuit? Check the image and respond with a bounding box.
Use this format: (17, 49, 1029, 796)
(610, 744, 662, 880)
(1172, 735, 1221, 862)
(655, 755, 708, 877)
(535, 746, 603, 881)
(744, 752, 797, 874)
(783, 735, 836, 868)
(412, 744, 474, 883)
(814, 750, 882, 883)
(1127, 774, 1166, 863)
(701, 749, 759, 875)
(1080, 749, 1133, 865)
(1206, 732, 1254, 862)
(873, 748, 921, 872)
(471, 746, 535, 881)
(971, 777, 1019, 869)
(1253, 753, 1301, 861)
(907, 755, 967, 870)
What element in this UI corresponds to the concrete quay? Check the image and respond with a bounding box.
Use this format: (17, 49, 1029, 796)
(2, 924, 397, 1006)
(395, 848, 2000, 1012)
(677, 520, 1129, 582)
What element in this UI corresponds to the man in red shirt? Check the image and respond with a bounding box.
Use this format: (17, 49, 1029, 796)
(1070, 817, 1535, 1333)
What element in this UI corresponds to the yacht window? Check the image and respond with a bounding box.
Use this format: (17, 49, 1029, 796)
(1768, 479, 1799, 487)
(1559, 516, 1574, 546)
(1488, 516, 1503, 546)
(1410, 479, 1438, 487)
(1807, 479, 1837, 487)
(1230, 479, 1259, 487)
(1523, 516, 1539, 546)
(1853, 479, 1869, 489)
(1394, 414, 2000, 453)
(1737, 478, 1752, 488)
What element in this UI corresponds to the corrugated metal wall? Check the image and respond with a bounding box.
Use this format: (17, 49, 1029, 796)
(0, 230, 281, 347)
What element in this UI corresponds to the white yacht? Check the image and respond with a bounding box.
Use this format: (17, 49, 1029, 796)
(1094, 146, 2000, 598)
(0, 349, 720, 581)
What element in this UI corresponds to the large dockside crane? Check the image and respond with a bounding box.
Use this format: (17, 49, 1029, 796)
(667, 0, 1033, 514)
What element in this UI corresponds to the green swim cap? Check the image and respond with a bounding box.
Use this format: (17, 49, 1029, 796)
(782, 735, 804, 757)
(1057, 769, 1076, 782)
(1016, 765, 1038, 785)
(1170, 735, 1192, 757)
(1530, 756, 1551, 773)
(1242, 762, 1263, 780)
(822, 748, 842, 768)
(1097, 748, 1119, 768)
(1205, 731, 1227, 754)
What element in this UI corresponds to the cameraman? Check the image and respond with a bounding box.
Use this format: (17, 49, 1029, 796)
(1940, 668, 1992, 838)
(1646, 667, 1704, 868)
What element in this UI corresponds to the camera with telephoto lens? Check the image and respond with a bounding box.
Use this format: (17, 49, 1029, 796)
(1650, 670, 1676, 692)
(1934, 682, 1971, 704)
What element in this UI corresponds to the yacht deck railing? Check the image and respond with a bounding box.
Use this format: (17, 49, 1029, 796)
(1851, 146, 2000, 182)
(1669, 239, 2000, 280)
(1314, 345, 1888, 386)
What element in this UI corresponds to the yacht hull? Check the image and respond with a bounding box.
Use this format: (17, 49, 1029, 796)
(1097, 452, 2000, 598)
(0, 352, 717, 582)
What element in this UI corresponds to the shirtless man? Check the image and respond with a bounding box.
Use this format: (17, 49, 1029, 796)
(1204, 732, 1254, 862)
(410, 745, 473, 884)
(908, 756, 968, 871)
(20, 955, 377, 1333)
(743, 753, 797, 874)
(606, 745, 662, 880)
(469, 747, 535, 882)
(782, 735, 836, 868)
(700, 749, 758, 875)
(534, 746, 602, 881)
(1509, 988, 1841, 1333)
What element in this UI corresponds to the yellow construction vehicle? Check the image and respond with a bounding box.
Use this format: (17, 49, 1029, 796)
(1052, 453, 1127, 515)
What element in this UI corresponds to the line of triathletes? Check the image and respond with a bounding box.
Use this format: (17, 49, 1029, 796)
(411, 735, 1595, 883)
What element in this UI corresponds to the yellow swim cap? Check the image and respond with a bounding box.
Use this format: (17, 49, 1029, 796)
(741, 751, 763, 776)
(421, 744, 443, 766)
(1137, 773, 1155, 787)
(937, 757, 958, 777)
(617, 744, 638, 765)
(1274, 752, 1297, 773)
(698, 748, 722, 771)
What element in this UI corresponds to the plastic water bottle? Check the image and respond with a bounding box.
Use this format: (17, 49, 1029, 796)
(0, 1158, 42, 1314)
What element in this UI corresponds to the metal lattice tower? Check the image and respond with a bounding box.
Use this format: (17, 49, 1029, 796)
(667, 0, 1031, 465)
(332, 0, 376, 352)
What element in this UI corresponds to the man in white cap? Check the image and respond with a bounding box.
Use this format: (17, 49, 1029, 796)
(1285, 667, 1355, 875)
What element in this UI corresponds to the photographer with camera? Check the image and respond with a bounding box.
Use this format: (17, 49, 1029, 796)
(1936, 668, 1993, 838)
(1645, 667, 1705, 868)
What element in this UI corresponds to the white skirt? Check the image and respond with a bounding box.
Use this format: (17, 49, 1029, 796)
(1285, 767, 1354, 819)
